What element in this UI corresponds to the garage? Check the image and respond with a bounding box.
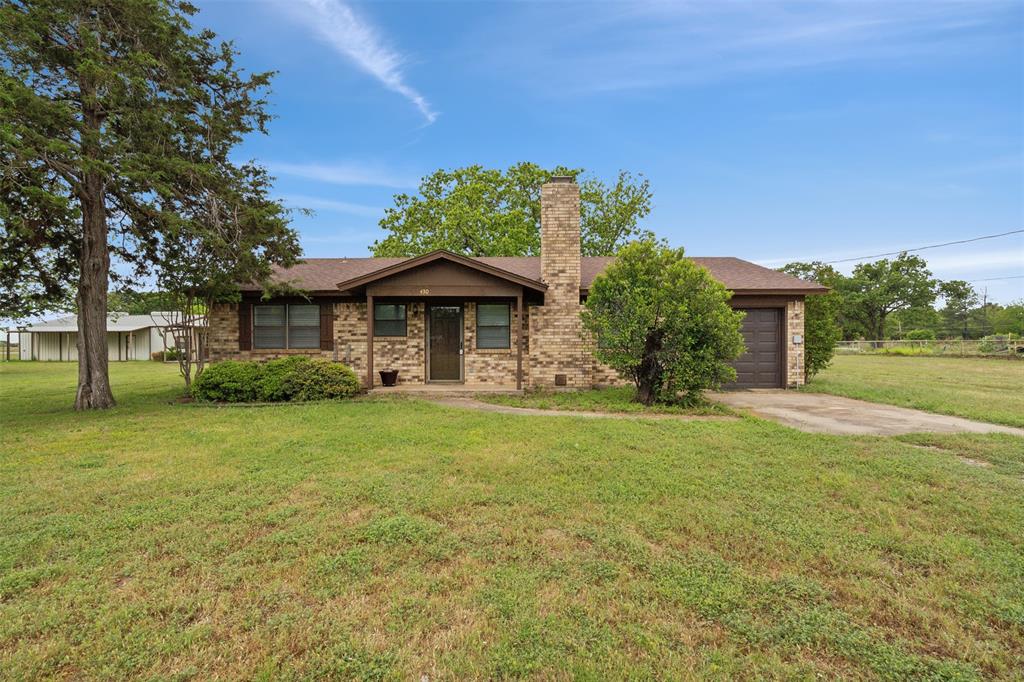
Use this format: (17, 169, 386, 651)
(730, 308, 783, 388)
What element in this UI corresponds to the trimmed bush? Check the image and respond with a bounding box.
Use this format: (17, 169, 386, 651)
(191, 360, 261, 402)
(255, 356, 309, 402)
(284, 358, 362, 401)
(191, 357, 362, 403)
(905, 329, 935, 341)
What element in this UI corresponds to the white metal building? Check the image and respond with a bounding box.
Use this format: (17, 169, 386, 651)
(19, 313, 177, 362)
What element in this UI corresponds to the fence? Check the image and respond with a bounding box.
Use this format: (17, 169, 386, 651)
(836, 336, 1022, 358)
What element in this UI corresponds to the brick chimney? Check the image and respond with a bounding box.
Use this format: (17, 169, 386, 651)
(530, 175, 589, 388)
(540, 176, 581, 304)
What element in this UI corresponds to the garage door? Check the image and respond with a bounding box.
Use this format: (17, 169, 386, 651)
(730, 308, 782, 388)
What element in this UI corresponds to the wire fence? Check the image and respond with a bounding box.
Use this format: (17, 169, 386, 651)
(836, 337, 1023, 358)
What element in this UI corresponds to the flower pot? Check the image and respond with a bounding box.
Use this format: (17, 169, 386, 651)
(378, 369, 399, 387)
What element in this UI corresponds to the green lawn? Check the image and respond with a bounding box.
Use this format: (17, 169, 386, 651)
(1, 363, 1022, 679)
(804, 355, 1024, 428)
(478, 385, 731, 415)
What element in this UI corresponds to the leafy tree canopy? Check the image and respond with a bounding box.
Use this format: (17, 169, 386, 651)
(992, 301, 1024, 336)
(372, 163, 653, 257)
(0, 0, 300, 408)
(938, 279, 979, 339)
(836, 253, 937, 341)
(582, 240, 745, 405)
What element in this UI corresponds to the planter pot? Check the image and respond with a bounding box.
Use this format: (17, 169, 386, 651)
(378, 369, 399, 387)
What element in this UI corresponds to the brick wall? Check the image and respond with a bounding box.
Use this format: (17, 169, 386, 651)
(528, 178, 592, 389)
(208, 303, 334, 362)
(463, 302, 527, 386)
(785, 298, 805, 387)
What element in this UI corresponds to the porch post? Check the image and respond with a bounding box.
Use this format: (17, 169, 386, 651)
(516, 291, 523, 391)
(366, 294, 374, 389)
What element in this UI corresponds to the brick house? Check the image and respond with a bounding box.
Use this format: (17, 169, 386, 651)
(208, 177, 826, 389)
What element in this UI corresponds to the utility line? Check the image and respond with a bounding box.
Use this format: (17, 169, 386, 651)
(823, 229, 1024, 264)
(968, 275, 1024, 283)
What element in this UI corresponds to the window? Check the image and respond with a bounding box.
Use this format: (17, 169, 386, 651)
(253, 304, 320, 349)
(476, 303, 510, 349)
(287, 304, 320, 348)
(374, 303, 407, 337)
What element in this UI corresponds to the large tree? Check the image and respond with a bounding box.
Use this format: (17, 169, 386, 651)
(1, 0, 297, 408)
(372, 163, 653, 257)
(938, 279, 979, 339)
(780, 261, 842, 379)
(582, 240, 745, 405)
(837, 253, 936, 341)
(991, 300, 1024, 336)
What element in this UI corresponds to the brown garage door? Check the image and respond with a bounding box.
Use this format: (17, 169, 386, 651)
(730, 308, 782, 388)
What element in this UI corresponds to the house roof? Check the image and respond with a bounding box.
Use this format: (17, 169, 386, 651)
(22, 312, 204, 333)
(335, 250, 548, 293)
(241, 254, 828, 296)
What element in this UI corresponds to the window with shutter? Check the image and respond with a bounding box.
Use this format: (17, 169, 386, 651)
(252, 304, 322, 349)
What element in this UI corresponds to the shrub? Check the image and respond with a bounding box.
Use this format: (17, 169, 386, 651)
(905, 329, 935, 340)
(191, 357, 362, 403)
(255, 356, 310, 402)
(875, 346, 934, 356)
(583, 240, 745, 405)
(284, 359, 362, 401)
(978, 335, 1014, 354)
(191, 360, 262, 402)
(151, 348, 183, 361)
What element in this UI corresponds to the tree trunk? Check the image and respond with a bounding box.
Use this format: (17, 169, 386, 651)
(74, 65, 115, 410)
(74, 173, 115, 410)
(635, 329, 663, 406)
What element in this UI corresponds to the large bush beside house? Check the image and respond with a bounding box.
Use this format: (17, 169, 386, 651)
(192, 357, 361, 403)
(582, 240, 746, 405)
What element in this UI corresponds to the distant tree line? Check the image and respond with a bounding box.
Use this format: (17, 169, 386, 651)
(782, 254, 1023, 344)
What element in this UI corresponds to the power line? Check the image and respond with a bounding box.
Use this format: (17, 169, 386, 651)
(823, 229, 1024, 264)
(968, 275, 1024, 283)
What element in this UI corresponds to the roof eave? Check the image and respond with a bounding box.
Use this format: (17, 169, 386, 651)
(334, 249, 548, 293)
(729, 288, 829, 296)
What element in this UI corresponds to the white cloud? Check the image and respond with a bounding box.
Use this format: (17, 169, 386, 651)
(270, 161, 417, 188)
(278, 0, 436, 123)
(464, 1, 1017, 95)
(281, 194, 383, 218)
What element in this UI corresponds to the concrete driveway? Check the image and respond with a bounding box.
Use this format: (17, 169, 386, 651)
(710, 390, 1024, 436)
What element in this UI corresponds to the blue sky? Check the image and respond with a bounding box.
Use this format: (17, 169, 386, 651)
(198, 0, 1023, 302)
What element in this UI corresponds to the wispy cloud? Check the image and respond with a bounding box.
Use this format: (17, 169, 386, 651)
(277, 0, 437, 123)
(280, 194, 383, 218)
(270, 161, 418, 188)
(465, 1, 1019, 95)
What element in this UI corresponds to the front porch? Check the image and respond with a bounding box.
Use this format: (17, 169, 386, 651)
(335, 251, 547, 390)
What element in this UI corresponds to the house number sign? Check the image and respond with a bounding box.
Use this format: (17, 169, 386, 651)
(419, 288, 430, 295)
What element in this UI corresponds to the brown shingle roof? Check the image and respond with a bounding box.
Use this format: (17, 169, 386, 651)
(243, 254, 827, 295)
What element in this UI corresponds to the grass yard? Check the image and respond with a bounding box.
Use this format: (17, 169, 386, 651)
(1, 362, 1023, 679)
(804, 355, 1024, 428)
(478, 385, 731, 415)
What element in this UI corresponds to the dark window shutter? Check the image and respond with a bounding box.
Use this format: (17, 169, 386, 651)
(238, 302, 252, 351)
(320, 302, 334, 350)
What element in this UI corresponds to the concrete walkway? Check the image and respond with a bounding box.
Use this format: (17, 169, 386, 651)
(710, 390, 1024, 436)
(427, 397, 735, 422)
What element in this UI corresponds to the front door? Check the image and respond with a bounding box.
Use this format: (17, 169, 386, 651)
(428, 305, 463, 381)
